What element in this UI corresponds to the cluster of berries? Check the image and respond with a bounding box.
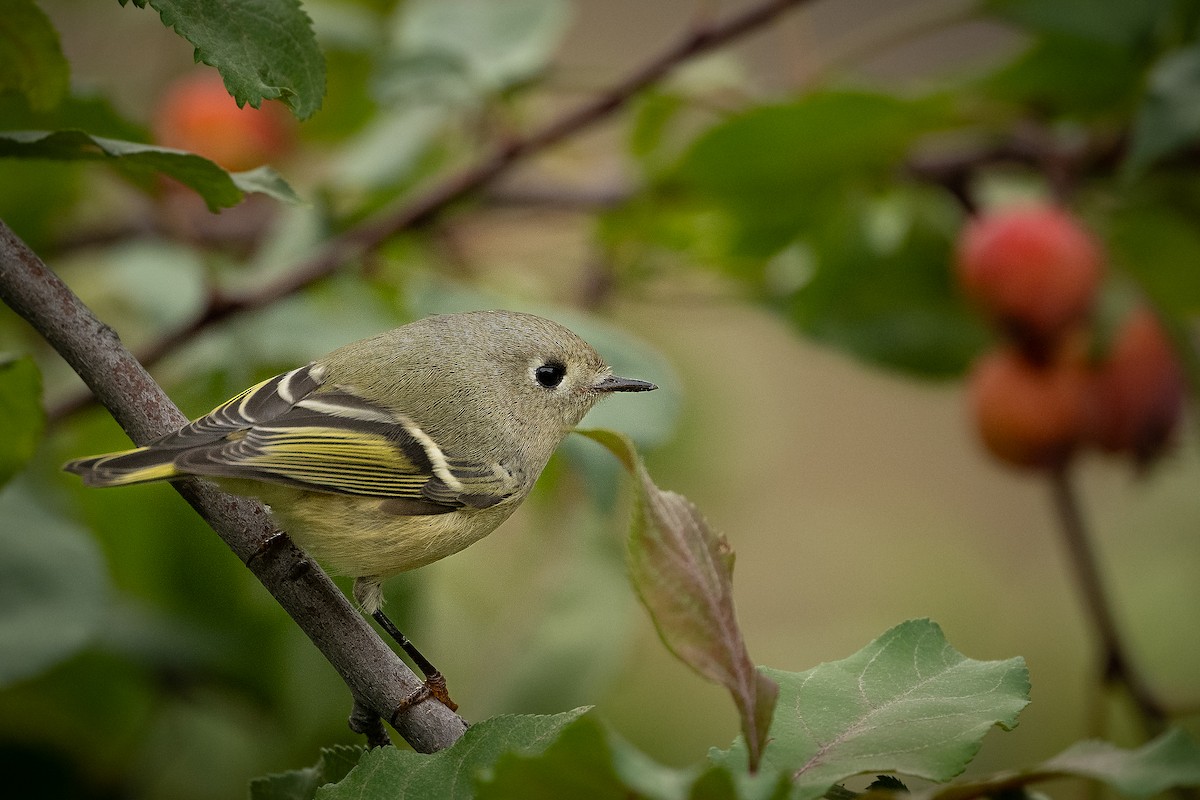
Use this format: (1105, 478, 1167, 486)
(956, 206, 1185, 470)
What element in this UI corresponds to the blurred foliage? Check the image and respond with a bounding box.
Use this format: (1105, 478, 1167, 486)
(0, 355, 42, 487)
(4, 0, 1200, 798)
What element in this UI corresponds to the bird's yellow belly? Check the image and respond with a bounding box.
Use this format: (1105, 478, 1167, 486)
(242, 484, 519, 580)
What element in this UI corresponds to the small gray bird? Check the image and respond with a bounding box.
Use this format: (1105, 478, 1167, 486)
(66, 310, 656, 707)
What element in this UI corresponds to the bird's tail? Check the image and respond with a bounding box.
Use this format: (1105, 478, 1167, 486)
(63, 447, 181, 487)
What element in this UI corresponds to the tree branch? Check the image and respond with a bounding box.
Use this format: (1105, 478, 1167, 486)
(906, 123, 1126, 214)
(0, 218, 467, 752)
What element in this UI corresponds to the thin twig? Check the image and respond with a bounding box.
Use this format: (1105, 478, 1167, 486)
(45, 0, 813, 423)
(906, 124, 1126, 215)
(1048, 465, 1169, 737)
(0, 218, 468, 753)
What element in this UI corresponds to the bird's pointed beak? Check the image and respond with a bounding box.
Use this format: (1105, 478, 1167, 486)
(593, 374, 657, 393)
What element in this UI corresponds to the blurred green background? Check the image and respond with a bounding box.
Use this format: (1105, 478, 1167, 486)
(2, 0, 1199, 798)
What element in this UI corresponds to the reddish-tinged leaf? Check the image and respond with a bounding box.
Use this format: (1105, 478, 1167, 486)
(577, 428, 778, 771)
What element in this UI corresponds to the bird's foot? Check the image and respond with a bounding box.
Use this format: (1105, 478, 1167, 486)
(393, 672, 458, 715)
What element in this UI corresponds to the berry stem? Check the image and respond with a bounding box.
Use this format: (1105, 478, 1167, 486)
(1047, 465, 1169, 737)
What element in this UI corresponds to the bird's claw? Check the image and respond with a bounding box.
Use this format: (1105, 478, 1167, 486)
(392, 672, 458, 721)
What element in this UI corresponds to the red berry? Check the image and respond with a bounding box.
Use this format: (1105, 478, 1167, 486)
(956, 206, 1103, 351)
(1087, 306, 1185, 465)
(154, 73, 295, 172)
(969, 346, 1088, 469)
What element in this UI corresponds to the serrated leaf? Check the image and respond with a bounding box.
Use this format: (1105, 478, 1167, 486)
(1127, 43, 1200, 175)
(119, 0, 325, 119)
(867, 775, 909, 791)
(717, 619, 1028, 799)
(0, 0, 69, 111)
(318, 709, 588, 800)
(251, 745, 363, 800)
(0, 130, 299, 210)
(0, 480, 110, 687)
(576, 429, 777, 772)
(0, 356, 42, 489)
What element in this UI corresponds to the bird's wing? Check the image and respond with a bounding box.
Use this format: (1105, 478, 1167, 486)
(142, 364, 332, 450)
(172, 378, 520, 511)
(64, 364, 331, 486)
(68, 363, 521, 510)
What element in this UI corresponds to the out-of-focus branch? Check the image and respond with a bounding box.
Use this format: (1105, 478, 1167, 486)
(1048, 466, 1169, 738)
(906, 124, 1126, 214)
(0, 217, 467, 752)
(483, 183, 633, 211)
(45, 0, 813, 423)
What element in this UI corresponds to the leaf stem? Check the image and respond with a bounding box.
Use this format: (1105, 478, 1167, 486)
(1047, 465, 1168, 737)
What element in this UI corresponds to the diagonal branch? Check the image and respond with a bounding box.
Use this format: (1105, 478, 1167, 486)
(47, 0, 812, 424)
(0, 218, 468, 753)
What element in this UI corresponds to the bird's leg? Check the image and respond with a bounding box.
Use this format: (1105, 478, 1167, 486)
(370, 608, 458, 712)
(348, 698, 391, 748)
(353, 576, 458, 712)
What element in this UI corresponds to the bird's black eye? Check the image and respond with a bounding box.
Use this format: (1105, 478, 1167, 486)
(534, 361, 566, 388)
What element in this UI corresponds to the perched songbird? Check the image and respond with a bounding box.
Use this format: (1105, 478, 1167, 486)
(66, 310, 656, 705)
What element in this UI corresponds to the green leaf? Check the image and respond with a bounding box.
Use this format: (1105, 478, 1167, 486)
(0, 130, 299, 211)
(251, 745, 363, 800)
(576, 429, 777, 773)
(1127, 43, 1200, 174)
(986, 0, 1169, 49)
(331, 105, 451, 190)
(0, 158, 81, 251)
(0, 356, 42, 489)
(687, 764, 794, 800)
(913, 728, 1200, 799)
(0, 480, 110, 687)
(119, 0, 325, 119)
(1109, 204, 1200, 314)
(476, 713, 674, 800)
(394, 0, 570, 96)
(715, 619, 1029, 799)
(477, 713, 794, 800)
(784, 191, 989, 378)
(230, 165, 304, 205)
(981, 34, 1143, 117)
(318, 709, 588, 800)
(1040, 729, 1200, 797)
(0, 91, 149, 141)
(0, 0, 69, 111)
(629, 91, 688, 170)
(673, 92, 952, 256)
